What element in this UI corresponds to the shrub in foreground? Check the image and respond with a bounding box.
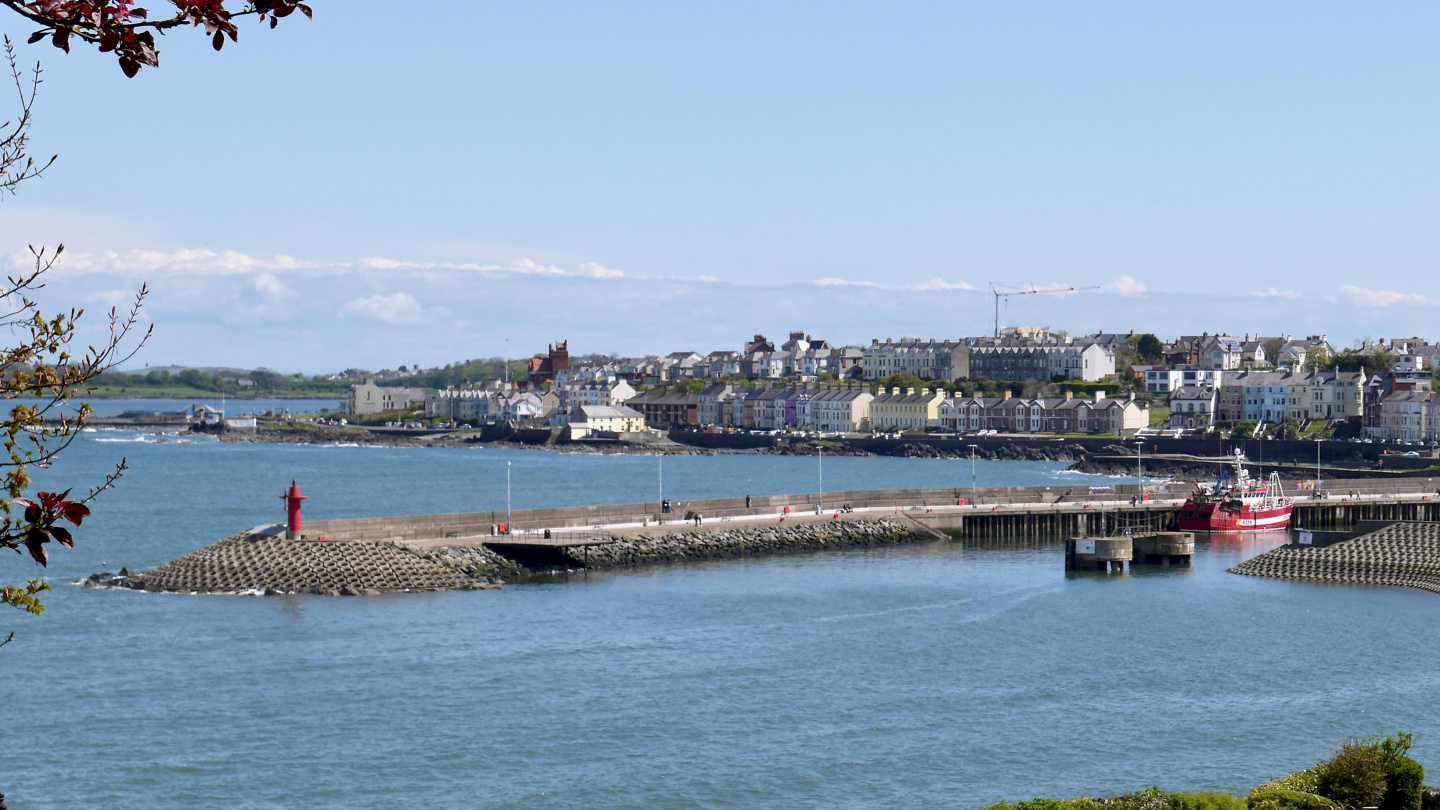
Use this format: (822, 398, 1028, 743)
(1315, 742, 1388, 810)
(1246, 789, 1343, 810)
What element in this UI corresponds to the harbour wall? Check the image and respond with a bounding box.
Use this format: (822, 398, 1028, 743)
(670, 432, 1440, 468)
(299, 477, 1440, 543)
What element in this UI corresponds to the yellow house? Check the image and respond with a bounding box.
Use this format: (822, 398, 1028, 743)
(869, 387, 946, 430)
(568, 404, 646, 438)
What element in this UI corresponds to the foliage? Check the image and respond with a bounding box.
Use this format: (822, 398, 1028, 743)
(1247, 789, 1343, 810)
(1262, 338, 1288, 366)
(1256, 733, 1422, 810)
(984, 788, 1245, 810)
(1373, 733, 1423, 810)
(874, 372, 933, 393)
(1306, 346, 1332, 372)
(0, 39, 152, 637)
(1174, 793, 1248, 810)
(3, 0, 313, 77)
(1315, 741, 1387, 810)
(1132, 334, 1165, 363)
(1254, 766, 1324, 796)
(0, 578, 48, 614)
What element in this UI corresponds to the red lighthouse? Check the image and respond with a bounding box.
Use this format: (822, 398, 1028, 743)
(282, 480, 308, 540)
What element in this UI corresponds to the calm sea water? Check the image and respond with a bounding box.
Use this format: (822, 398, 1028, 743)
(19, 396, 344, 417)
(2, 430, 1438, 809)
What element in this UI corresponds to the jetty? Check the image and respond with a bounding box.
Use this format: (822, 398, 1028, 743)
(89, 476, 1440, 596)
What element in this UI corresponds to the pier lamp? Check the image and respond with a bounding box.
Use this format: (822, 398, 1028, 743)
(968, 444, 978, 505)
(1134, 437, 1144, 504)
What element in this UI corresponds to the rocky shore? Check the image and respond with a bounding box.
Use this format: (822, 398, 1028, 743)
(84, 518, 930, 595)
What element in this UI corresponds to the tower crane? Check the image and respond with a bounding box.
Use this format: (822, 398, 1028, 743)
(988, 282, 1100, 338)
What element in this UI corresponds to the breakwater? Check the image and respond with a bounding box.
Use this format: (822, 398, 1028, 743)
(89, 519, 927, 594)
(1229, 522, 1440, 595)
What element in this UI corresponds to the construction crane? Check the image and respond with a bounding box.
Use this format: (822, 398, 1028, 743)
(988, 282, 1100, 338)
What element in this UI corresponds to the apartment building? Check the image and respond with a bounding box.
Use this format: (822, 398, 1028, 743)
(862, 338, 968, 381)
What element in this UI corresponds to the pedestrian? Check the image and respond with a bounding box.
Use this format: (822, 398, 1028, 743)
(784, 504, 790, 515)
(745, 495, 752, 508)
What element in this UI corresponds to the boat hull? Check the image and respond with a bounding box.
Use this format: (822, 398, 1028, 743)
(1176, 500, 1293, 533)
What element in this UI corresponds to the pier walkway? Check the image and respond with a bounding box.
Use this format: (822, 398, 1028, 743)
(298, 476, 1440, 548)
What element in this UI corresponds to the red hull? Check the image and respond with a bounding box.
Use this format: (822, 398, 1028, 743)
(1176, 499, 1292, 532)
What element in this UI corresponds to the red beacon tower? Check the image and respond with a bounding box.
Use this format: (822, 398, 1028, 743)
(282, 480, 308, 540)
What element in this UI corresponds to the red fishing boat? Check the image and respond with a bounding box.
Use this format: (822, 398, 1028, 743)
(1176, 450, 1293, 532)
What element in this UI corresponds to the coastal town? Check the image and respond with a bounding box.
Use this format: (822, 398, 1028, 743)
(316, 328, 1440, 444)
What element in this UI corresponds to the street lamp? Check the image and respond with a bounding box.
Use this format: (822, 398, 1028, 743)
(658, 452, 664, 524)
(506, 460, 511, 535)
(818, 444, 823, 512)
(968, 444, 978, 505)
(1134, 438, 1144, 507)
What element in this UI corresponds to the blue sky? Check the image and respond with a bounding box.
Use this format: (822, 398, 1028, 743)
(3, 2, 1439, 371)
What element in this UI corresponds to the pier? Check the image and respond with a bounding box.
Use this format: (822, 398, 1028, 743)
(295, 476, 1440, 547)
(99, 476, 1440, 596)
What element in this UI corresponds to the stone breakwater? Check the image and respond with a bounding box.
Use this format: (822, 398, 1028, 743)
(1228, 522, 1440, 595)
(84, 519, 929, 595)
(84, 532, 499, 595)
(559, 518, 924, 571)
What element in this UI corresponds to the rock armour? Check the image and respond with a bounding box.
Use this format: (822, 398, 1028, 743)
(1228, 522, 1440, 595)
(561, 519, 921, 570)
(99, 533, 490, 595)
(93, 519, 929, 595)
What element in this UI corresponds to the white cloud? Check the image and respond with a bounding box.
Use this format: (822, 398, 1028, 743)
(1103, 275, 1146, 296)
(252, 272, 294, 298)
(578, 261, 624, 279)
(1254, 287, 1301, 299)
(814, 277, 977, 292)
(341, 292, 426, 325)
(1339, 285, 1433, 307)
(23, 247, 324, 279)
(912, 278, 978, 291)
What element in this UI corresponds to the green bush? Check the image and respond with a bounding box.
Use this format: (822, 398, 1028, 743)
(1175, 792, 1248, 810)
(1254, 767, 1324, 796)
(1247, 789, 1343, 810)
(1373, 733, 1423, 810)
(1316, 742, 1388, 810)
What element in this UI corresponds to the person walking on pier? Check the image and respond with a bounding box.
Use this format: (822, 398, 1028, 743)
(694, 512, 703, 527)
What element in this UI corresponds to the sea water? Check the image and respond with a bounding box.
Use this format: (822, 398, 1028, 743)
(1, 430, 1436, 809)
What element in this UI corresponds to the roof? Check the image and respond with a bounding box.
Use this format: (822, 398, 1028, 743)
(575, 404, 643, 422)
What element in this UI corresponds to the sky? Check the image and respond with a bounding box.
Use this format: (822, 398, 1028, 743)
(2, 2, 1440, 372)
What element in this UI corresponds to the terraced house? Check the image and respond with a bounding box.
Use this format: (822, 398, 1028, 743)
(938, 391, 1148, 435)
(869, 387, 946, 430)
(796, 385, 874, 432)
(862, 338, 968, 381)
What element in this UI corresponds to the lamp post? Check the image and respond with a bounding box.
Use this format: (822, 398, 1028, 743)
(658, 452, 664, 524)
(818, 444, 823, 512)
(968, 444, 978, 505)
(506, 460, 511, 535)
(1135, 438, 1143, 504)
